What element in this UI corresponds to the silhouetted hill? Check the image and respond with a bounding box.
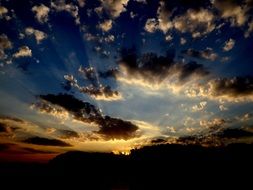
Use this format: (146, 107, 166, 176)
(1, 143, 253, 189)
(48, 143, 253, 188)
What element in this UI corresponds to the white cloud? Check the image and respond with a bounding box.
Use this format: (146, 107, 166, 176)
(165, 35, 173, 41)
(0, 34, 12, 50)
(13, 46, 32, 58)
(32, 4, 50, 24)
(157, 1, 173, 33)
(77, 0, 86, 8)
(100, 0, 129, 18)
(184, 117, 196, 127)
(180, 38, 187, 45)
(130, 11, 137, 19)
(223, 38, 235, 51)
(98, 19, 113, 32)
(192, 101, 207, 112)
(51, 0, 80, 25)
(0, 6, 8, 17)
(25, 27, 47, 44)
(200, 118, 226, 128)
(173, 8, 215, 38)
(144, 18, 158, 33)
(103, 35, 115, 43)
(213, 0, 247, 27)
(219, 105, 228, 111)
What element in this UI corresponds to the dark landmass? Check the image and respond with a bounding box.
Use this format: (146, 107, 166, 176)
(0, 143, 252, 188)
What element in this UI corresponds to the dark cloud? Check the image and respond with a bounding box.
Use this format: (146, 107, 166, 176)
(38, 94, 139, 140)
(23, 136, 72, 147)
(21, 147, 56, 154)
(99, 69, 119, 79)
(95, 116, 139, 140)
(40, 94, 101, 119)
(151, 138, 167, 144)
(57, 129, 79, 139)
(177, 127, 253, 146)
(63, 74, 121, 100)
(119, 48, 174, 83)
(217, 128, 253, 138)
(181, 48, 218, 61)
(0, 116, 24, 123)
(159, 0, 210, 12)
(0, 116, 22, 134)
(78, 84, 120, 100)
(209, 76, 253, 97)
(119, 48, 209, 83)
(0, 123, 7, 132)
(179, 61, 209, 81)
(0, 143, 57, 154)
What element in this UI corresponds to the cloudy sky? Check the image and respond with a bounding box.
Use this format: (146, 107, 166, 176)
(0, 0, 253, 162)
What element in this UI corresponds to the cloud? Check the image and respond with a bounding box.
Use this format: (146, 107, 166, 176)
(180, 38, 187, 45)
(57, 129, 79, 139)
(103, 35, 115, 43)
(245, 21, 253, 37)
(64, 73, 122, 101)
(0, 123, 8, 133)
(99, 69, 119, 79)
(25, 27, 47, 44)
(95, 116, 139, 140)
(182, 48, 218, 61)
(0, 34, 12, 60)
(78, 84, 122, 101)
(236, 113, 253, 122)
(173, 8, 215, 38)
(179, 61, 209, 81)
(38, 93, 139, 140)
(134, 0, 147, 4)
(186, 76, 253, 102)
(0, 116, 41, 138)
(192, 101, 207, 112)
(118, 48, 209, 91)
(51, 0, 80, 25)
(23, 136, 71, 147)
(219, 105, 228, 111)
(84, 33, 114, 44)
(200, 118, 226, 129)
(144, 1, 214, 37)
(216, 128, 253, 139)
(156, 1, 173, 33)
(77, 0, 86, 8)
(177, 126, 253, 146)
(165, 35, 173, 41)
(40, 94, 101, 119)
(213, 0, 248, 26)
(144, 18, 158, 33)
(31, 101, 70, 121)
(78, 66, 96, 81)
(13, 46, 32, 58)
(98, 19, 113, 32)
(223, 38, 235, 51)
(32, 4, 50, 24)
(0, 6, 8, 18)
(100, 0, 129, 18)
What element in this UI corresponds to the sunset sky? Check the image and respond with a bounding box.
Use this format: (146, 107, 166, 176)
(0, 0, 253, 162)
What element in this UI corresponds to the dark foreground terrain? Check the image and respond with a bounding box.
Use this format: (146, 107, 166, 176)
(0, 143, 252, 189)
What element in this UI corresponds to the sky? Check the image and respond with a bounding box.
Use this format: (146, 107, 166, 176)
(0, 0, 253, 162)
